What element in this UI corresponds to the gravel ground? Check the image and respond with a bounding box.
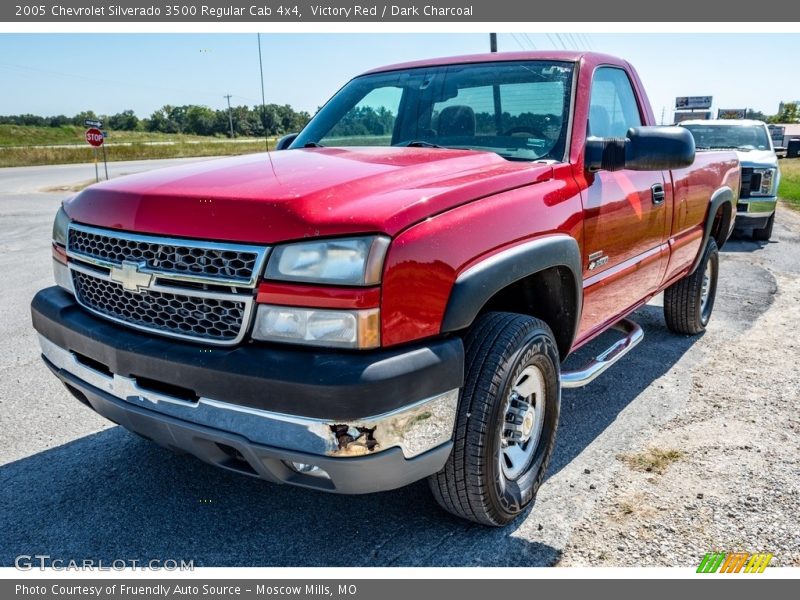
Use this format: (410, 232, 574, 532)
(560, 205, 800, 567)
(1, 161, 798, 567)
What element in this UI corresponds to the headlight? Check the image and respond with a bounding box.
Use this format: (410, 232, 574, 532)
(252, 305, 380, 349)
(51, 207, 74, 294)
(265, 236, 390, 286)
(752, 168, 776, 196)
(52, 206, 70, 247)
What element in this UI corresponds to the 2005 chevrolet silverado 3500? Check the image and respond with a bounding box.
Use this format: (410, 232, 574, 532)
(31, 52, 740, 526)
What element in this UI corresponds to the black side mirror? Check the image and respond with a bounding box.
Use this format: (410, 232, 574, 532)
(585, 126, 695, 172)
(275, 133, 298, 151)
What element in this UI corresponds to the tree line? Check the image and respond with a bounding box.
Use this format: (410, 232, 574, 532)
(0, 104, 312, 137)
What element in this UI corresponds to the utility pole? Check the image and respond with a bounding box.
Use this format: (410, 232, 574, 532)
(490, 33, 497, 52)
(224, 94, 235, 138)
(660, 106, 666, 126)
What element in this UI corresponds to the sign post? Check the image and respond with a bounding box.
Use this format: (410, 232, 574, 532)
(674, 96, 713, 124)
(101, 132, 109, 180)
(85, 126, 107, 181)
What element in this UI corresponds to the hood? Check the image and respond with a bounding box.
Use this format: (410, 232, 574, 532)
(734, 149, 778, 168)
(64, 148, 553, 244)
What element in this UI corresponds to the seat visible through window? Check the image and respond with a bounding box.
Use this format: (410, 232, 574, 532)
(437, 105, 476, 137)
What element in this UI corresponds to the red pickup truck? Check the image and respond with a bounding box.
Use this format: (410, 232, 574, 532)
(32, 51, 739, 526)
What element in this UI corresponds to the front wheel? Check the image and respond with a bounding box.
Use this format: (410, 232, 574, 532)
(664, 238, 719, 335)
(428, 312, 560, 526)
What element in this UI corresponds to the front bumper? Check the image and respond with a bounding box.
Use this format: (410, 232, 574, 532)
(736, 196, 777, 226)
(31, 287, 464, 493)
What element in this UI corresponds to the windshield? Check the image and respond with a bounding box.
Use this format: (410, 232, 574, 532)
(292, 60, 575, 162)
(682, 124, 771, 152)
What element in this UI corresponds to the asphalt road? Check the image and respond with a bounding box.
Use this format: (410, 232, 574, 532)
(0, 157, 216, 194)
(0, 159, 796, 567)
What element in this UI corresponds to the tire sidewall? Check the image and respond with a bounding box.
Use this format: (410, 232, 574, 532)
(698, 241, 719, 326)
(485, 327, 560, 520)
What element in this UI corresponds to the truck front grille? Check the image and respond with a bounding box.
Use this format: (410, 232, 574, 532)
(66, 224, 268, 345)
(72, 271, 248, 343)
(68, 226, 263, 286)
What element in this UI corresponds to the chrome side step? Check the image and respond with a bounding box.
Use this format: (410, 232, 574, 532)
(561, 319, 644, 389)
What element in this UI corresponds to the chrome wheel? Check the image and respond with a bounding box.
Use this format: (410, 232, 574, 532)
(500, 365, 546, 481)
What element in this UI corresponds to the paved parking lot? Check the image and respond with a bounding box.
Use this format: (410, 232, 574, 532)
(1, 159, 798, 567)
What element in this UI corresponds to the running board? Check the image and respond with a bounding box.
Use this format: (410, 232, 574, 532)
(561, 319, 644, 389)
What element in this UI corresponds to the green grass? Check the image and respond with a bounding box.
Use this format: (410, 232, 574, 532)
(0, 124, 281, 167)
(0, 124, 217, 147)
(779, 157, 800, 211)
(0, 140, 275, 168)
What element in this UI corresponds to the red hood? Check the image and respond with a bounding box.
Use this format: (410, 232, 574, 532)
(65, 147, 553, 244)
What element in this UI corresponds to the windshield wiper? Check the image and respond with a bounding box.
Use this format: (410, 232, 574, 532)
(303, 142, 324, 148)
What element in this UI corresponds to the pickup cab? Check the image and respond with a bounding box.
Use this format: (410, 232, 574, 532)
(31, 52, 739, 526)
(680, 119, 779, 240)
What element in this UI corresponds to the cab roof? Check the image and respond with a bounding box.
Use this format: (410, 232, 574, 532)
(362, 51, 624, 75)
(680, 119, 767, 126)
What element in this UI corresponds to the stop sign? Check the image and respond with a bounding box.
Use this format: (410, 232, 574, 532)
(85, 128, 104, 147)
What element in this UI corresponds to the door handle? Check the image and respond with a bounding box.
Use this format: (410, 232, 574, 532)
(651, 183, 666, 205)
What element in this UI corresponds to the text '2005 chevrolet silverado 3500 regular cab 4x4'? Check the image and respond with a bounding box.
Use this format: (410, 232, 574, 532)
(32, 52, 740, 526)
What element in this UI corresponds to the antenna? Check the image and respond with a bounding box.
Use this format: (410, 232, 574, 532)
(257, 33, 278, 179)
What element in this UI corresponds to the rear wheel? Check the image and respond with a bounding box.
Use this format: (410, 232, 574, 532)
(664, 238, 719, 334)
(428, 312, 560, 526)
(752, 214, 775, 241)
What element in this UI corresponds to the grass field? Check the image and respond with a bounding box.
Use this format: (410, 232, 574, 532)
(779, 158, 800, 211)
(0, 140, 272, 168)
(0, 124, 277, 167)
(0, 124, 216, 147)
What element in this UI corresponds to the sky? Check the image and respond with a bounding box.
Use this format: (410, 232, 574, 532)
(0, 33, 797, 122)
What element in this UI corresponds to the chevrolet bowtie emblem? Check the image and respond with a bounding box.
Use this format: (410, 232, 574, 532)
(109, 260, 153, 293)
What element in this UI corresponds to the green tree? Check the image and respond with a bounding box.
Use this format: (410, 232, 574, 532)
(108, 110, 140, 131)
(185, 105, 217, 136)
(71, 110, 99, 126)
(776, 102, 799, 123)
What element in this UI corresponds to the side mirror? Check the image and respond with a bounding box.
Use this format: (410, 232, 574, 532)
(585, 126, 695, 172)
(275, 133, 298, 151)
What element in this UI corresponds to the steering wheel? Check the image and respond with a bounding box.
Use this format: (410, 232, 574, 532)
(502, 126, 547, 139)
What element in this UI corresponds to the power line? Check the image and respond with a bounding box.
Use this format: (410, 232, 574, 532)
(509, 33, 527, 51)
(522, 33, 538, 50)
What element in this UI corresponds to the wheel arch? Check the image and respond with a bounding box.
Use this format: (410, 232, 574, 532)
(440, 235, 582, 360)
(690, 185, 734, 274)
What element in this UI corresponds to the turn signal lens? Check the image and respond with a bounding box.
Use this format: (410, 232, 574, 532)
(252, 305, 380, 349)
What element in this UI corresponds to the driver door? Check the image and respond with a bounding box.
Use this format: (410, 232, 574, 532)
(577, 67, 670, 340)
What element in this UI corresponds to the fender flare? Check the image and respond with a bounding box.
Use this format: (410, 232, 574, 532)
(440, 234, 583, 343)
(689, 186, 734, 274)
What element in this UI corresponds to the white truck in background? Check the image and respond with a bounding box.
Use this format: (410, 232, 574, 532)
(681, 120, 780, 241)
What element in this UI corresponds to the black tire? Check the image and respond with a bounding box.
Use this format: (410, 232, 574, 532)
(664, 238, 719, 335)
(428, 312, 561, 526)
(752, 214, 775, 241)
